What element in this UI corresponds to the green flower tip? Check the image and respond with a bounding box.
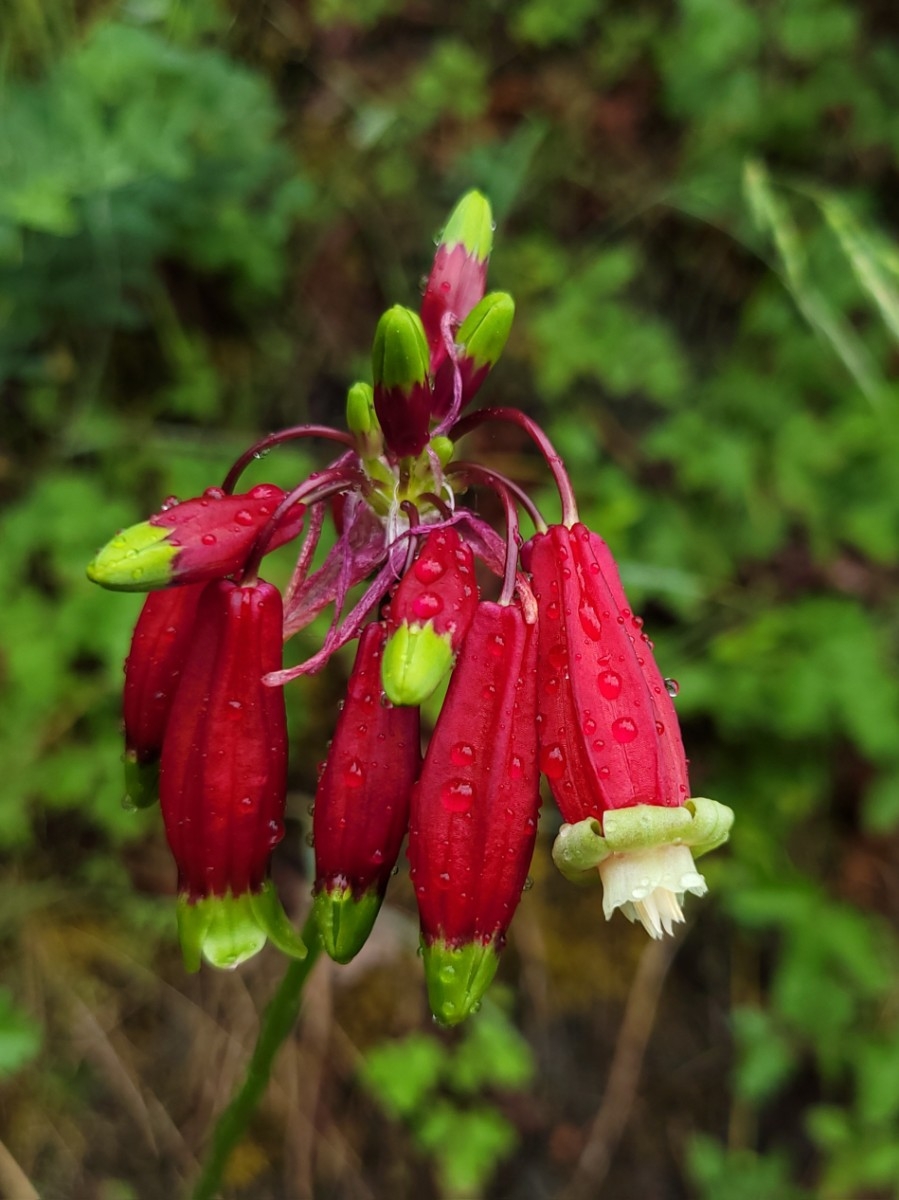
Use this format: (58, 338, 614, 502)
(457, 292, 515, 368)
(312, 885, 383, 964)
(124, 752, 159, 810)
(86, 521, 175, 592)
(346, 381, 383, 459)
(422, 938, 500, 1026)
(176, 883, 306, 972)
(441, 190, 493, 261)
(381, 622, 454, 706)
(372, 306, 430, 390)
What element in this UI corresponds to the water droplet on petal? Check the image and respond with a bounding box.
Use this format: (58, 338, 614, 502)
(655, 721, 665, 735)
(412, 592, 443, 620)
(414, 555, 445, 583)
(547, 643, 567, 670)
(598, 670, 622, 700)
(450, 742, 475, 767)
(578, 603, 602, 641)
(664, 677, 680, 698)
(235, 509, 255, 527)
(342, 759, 365, 789)
(201, 533, 217, 546)
(546, 600, 560, 620)
(611, 717, 638, 744)
(598, 765, 611, 779)
(509, 754, 524, 780)
(440, 779, 474, 813)
(540, 744, 566, 780)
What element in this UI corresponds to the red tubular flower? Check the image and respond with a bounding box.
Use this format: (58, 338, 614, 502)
(381, 527, 480, 705)
(527, 523, 732, 938)
(407, 599, 540, 1025)
(312, 623, 421, 963)
(160, 578, 305, 969)
(86, 485, 305, 591)
(122, 582, 206, 808)
(527, 522, 687, 820)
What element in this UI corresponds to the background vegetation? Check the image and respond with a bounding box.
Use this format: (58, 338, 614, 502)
(3, 0, 899, 1196)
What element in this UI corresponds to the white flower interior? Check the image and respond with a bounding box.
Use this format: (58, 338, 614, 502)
(598, 843, 708, 939)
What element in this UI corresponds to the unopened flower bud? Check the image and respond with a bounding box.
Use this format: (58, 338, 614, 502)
(381, 528, 479, 705)
(312, 623, 420, 963)
(86, 486, 305, 592)
(408, 600, 540, 1025)
(372, 306, 432, 458)
(421, 191, 493, 375)
(160, 577, 305, 970)
(431, 292, 515, 419)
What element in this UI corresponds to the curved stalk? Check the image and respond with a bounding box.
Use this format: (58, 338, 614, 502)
(190, 916, 323, 1200)
(222, 425, 355, 495)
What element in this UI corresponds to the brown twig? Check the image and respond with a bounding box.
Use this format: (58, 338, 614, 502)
(558, 933, 682, 1200)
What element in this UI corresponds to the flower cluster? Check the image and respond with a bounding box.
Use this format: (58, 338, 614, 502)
(87, 192, 733, 1022)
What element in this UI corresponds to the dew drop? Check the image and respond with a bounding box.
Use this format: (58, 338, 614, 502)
(578, 602, 602, 641)
(509, 754, 524, 780)
(201, 533, 217, 546)
(239, 795, 254, 810)
(547, 643, 567, 670)
(268, 819, 285, 847)
(592, 739, 605, 753)
(450, 741, 475, 767)
(370, 849, 384, 864)
(611, 717, 638, 744)
(439, 964, 456, 983)
(664, 677, 680, 698)
(487, 634, 505, 657)
(582, 716, 597, 736)
(599, 765, 611, 779)
(234, 509, 255, 527)
(412, 592, 443, 620)
(414, 555, 445, 583)
(203, 487, 226, 500)
(543, 676, 560, 697)
(539, 743, 566, 780)
(523, 876, 534, 891)
(597, 669, 622, 700)
(440, 779, 474, 813)
(546, 600, 560, 621)
(342, 758, 365, 789)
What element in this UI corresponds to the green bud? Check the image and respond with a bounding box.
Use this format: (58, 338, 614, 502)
(346, 381, 383, 459)
(381, 622, 454, 706)
(430, 435, 454, 468)
(440, 190, 493, 262)
(457, 291, 515, 369)
(372, 306, 430, 391)
(422, 937, 500, 1026)
(86, 522, 175, 591)
(312, 885, 383, 964)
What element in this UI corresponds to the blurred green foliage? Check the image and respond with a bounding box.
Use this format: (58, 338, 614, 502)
(3, 0, 899, 1197)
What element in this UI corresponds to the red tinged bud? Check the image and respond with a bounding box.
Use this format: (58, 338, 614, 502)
(160, 578, 305, 969)
(527, 522, 688, 823)
(382, 528, 480, 705)
(421, 191, 492, 377)
(123, 583, 206, 808)
(371, 306, 433, 459)
(312, 623, 421, 963)
(86, 485, 305, 591)
(407, 600, 540, 1025)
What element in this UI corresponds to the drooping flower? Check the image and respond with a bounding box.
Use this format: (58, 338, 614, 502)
(407, 598, 540, 1025)
(312, 622, 421, 963)
(122, 582, 206, 808)
(381, 527, 480, 706)
(86, 485, 305, 591)
(86, 188, 732, 998)
(527, 522, 732, 936)
(160, 578, 306, 969)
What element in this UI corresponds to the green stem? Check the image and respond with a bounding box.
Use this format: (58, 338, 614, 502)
(190, 916, 323, 1200)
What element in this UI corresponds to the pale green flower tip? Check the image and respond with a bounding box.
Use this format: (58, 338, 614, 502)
(423, 938, 500, 1027)
(312, 885, 383, 965)
(551, 799, 735, 886)
(176, 884, 305, 973)
(381, 621, 453, 706)
(441, 190, 493, 261)
(429, 435, 455, 468)
(457, 292, 515, 368)
(372, 306, 430, 390)
(86, 521, 175, 591)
